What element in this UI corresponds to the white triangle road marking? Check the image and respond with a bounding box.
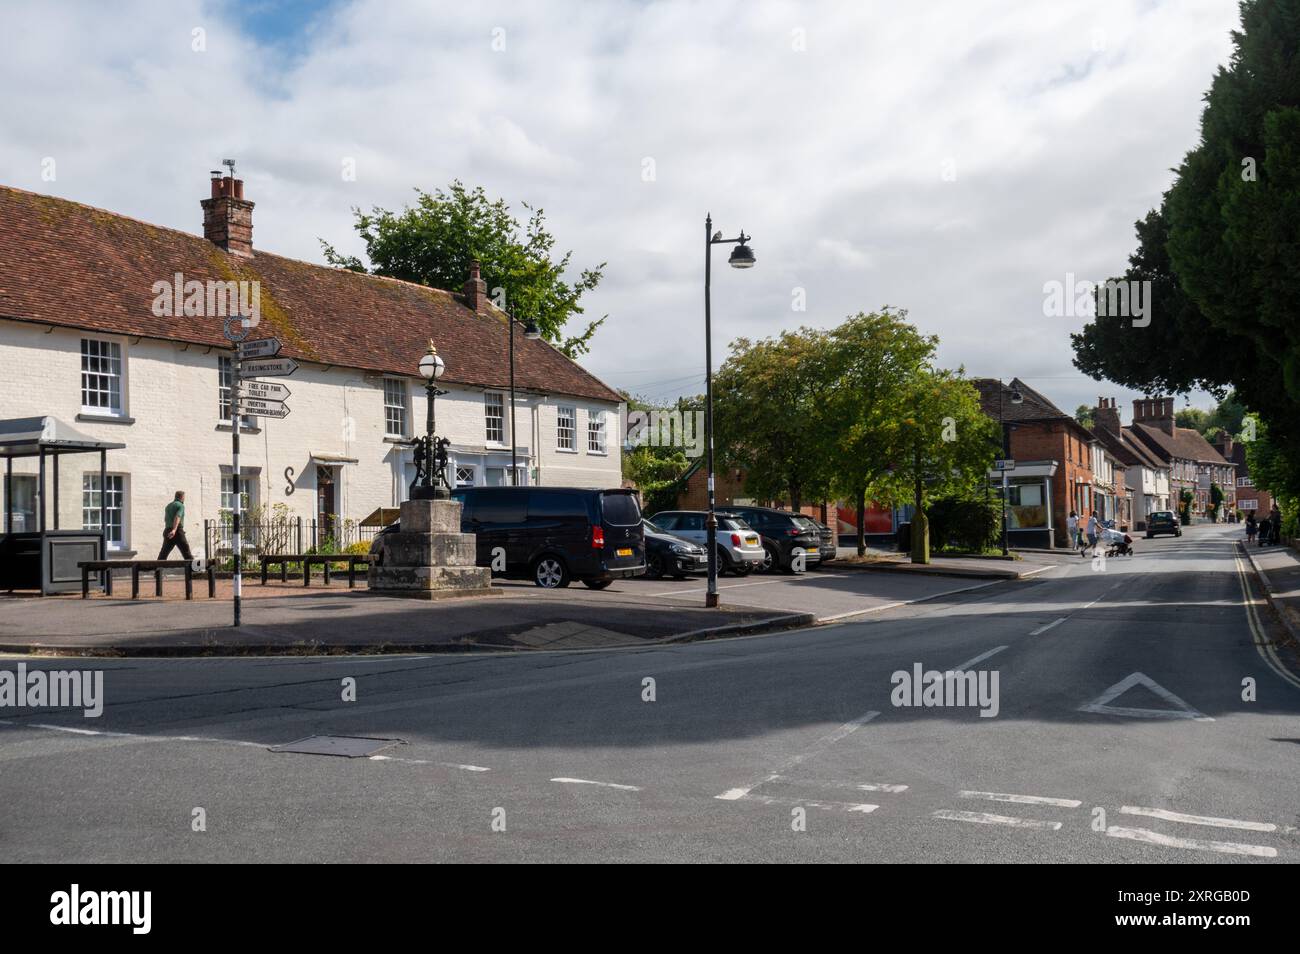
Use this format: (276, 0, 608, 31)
(1077, 672, 1213, 722)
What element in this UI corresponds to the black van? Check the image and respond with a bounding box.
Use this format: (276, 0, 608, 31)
(450, 486, 645, 589)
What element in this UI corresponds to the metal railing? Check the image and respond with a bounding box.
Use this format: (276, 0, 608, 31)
(203, 515, 385, 564)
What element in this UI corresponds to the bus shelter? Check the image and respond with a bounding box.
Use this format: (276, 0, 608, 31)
(0, 416, 125, 594)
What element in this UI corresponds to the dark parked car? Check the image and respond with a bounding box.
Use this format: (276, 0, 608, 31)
(723, 506, 822, 573)
(811, 518, 837, 567)
(378, 486, 644, 588)
(642, 518, 708, 579)
(1145, 510, 1181, 539)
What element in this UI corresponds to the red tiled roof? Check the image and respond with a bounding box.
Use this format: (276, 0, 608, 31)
(1126, 422, 1230, 465)
(974, 376, 1094, 440)
(0, 185, 621, 403)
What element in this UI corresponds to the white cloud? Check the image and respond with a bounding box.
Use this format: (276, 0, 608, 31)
(0, 0, 1242, 413)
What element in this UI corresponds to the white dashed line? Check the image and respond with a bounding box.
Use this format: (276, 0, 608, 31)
(933, 809, 1062, 831)
(551, 777, 641, 791)
(1119, 806, 1276, 832)
(951, 646, 1007, 671)
(958, 791, 1082, 808)
(1106, 825, 1277, 858)
(733, 793, 878, 813)
(714, 711, 880, 802)
(1029, 618, 1066, 636)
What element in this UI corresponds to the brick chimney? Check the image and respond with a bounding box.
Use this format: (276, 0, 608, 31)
(1132, 395, 1175, 435)
(463, 259, 487, 314)
(201, 173, 254, 257)
(1093, 396, 1122, 437)
(1215, 433, 1235, 461)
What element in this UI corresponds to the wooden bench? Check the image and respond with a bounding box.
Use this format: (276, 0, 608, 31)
(259, 553, 372, 588)
(79, 560, 216, 600)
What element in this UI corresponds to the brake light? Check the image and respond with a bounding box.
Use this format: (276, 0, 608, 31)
(788, 528, 800, 536)
(730, 533, 741, 546)
(592, 526, 605, 549)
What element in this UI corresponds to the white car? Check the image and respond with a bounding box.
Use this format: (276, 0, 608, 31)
(648, 510, 765, 575)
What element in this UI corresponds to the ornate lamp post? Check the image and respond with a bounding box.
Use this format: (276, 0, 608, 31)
(703, 214, 755, 608)
(412, 339, 451, 500)
(508, 314, 541, 486)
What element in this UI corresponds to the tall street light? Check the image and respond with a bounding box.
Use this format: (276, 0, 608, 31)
(508, 313, 541, 486)
(413, 339, 450, 500)
(704, 214, 755, 608)
(997, 378, 1023, 556)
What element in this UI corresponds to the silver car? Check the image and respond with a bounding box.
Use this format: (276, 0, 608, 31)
(648, 510, 765, 576)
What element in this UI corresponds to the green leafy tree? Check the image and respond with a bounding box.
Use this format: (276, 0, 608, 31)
(877, 370, 998, 564)
(1074, 404, 1096, 429)
(1072, 0, 1300, 504)
(621, 393, 695, 514)
(819, 309, 938, 555)
(321, 180, 605, 356)
(713, 327, 836, 511)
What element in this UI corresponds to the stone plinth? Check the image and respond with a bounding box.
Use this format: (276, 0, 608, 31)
(368, 498, 497, 599)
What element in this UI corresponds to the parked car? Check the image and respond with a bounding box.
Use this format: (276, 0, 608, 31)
(721, 505, 823, 573)
(1145, 510, 1181, 539)
(648, 510, 765, 575)
(811, 518, 837, 567)
(376, 487, 645, 588)
(642, 518, 708, 579)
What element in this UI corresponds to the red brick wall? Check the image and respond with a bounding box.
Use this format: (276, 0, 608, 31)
(1007, 420, 1093, 546)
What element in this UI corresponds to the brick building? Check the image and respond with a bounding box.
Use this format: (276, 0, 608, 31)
(976, 378, 1099, 548)
(1125, 397, 1234, 522)
(1215, 435, 1271, 516)
(1091, 397, 1169, 530)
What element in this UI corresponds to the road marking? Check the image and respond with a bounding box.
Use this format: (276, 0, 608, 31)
(1234, 549, 1300, 691)
(714, 711, 880, 801)
(731, 793, 878, 813)
(551, 777, 641, 791)
(1077, 672, 1213, 722)
(769, 775, 908, 793)
(1106, 825, 1277, 858)
(1119, 805, 1276, 832)
(1029, 617, 1066, 636)
(1, 720, 491, 771)
(958, 790, 1082, 808)
(951, 645, 1007, 671)
(933, 809, 1062, 831)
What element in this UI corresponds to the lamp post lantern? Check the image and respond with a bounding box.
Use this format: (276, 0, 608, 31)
(508, 314, 541, 486)
(412, 339, 451, 500)
(703, 214, 755, 608)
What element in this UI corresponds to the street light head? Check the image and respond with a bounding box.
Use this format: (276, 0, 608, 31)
(728, 242, 756, 269)
(418, 339, 445, 380)
(522, 320, 542, 340)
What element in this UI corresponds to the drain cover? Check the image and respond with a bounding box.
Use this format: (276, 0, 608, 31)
(268, 735, 403, 758)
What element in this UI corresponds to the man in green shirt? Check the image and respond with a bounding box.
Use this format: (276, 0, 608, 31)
(157, 490, 193, 561)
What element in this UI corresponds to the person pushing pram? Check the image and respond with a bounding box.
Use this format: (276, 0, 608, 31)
(1099, 523, 1133, 557)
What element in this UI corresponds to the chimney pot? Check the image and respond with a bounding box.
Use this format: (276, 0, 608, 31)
(463, 259, 487, 314)
(201, 172, 254, 257)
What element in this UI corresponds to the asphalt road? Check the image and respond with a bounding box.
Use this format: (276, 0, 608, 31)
(2, 524, 1297, 863)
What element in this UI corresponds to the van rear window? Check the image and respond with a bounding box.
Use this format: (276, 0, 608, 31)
(600, 492, 641, 526)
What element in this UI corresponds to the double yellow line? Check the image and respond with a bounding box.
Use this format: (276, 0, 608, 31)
(1234, 544, 1300, 691)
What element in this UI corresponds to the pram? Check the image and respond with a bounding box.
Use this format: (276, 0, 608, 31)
(1100, 526, 1133, 556)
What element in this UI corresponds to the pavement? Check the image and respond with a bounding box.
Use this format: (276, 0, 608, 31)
(0, 550, 1065, 655)
(1240, 536, 1300, 643)
(1, 523, 1298, 862)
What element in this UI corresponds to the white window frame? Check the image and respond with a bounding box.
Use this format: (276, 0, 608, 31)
(80, 338, 124, 416)
(485, 392, 506, 446)
(218, 474, 256, 548)
(384, 378, 409, 438)
(557, 405, 576, 452)
(587, 410, 607, 454)
(218, 356, 254, 426)
(455, 464, 477, 487)
(82, 473, 126, 550)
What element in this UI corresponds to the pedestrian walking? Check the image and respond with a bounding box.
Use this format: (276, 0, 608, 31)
(1246, 512, 1257, 544)
(1067, 511, 1080, 552)
(1258, 513, 1271, 547)
(1085, 510, 1100, 558)
(1269, 505, 1283, 545)
(158, 490, 193, 561)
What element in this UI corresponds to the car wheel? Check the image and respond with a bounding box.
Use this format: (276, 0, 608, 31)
(760, 545, 779, 573)
(582, 579, 612, 590)
(533, 556, 570, 589)
(645, 553, 665, 580)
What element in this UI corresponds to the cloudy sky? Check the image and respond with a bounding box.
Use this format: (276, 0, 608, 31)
(1, 0, 1242, 422)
